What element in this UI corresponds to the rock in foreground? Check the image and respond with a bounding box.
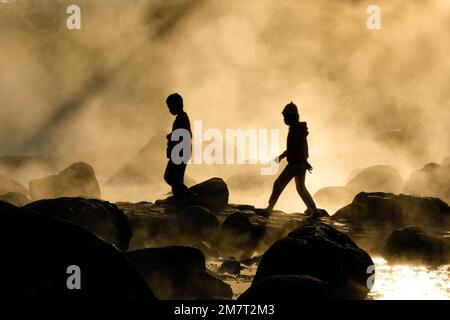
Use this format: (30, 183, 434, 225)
(25, 197, 131, 251)
(253, 223, 374, 299)
(239, 275, 337, 300)
(128, 246, 232, 299)
(29, 162, 101, 200)
(0, 202, 154, 299)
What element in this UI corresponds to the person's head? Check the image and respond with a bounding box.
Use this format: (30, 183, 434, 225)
(282, 101, 299, 126)
(166, 93, 184, 115)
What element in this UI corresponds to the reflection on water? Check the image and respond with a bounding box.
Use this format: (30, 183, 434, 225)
(209, 257, 450, 300)
(369, 257, 450, 300)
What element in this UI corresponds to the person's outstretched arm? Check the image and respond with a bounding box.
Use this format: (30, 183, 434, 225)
(275, 150, 287, 163)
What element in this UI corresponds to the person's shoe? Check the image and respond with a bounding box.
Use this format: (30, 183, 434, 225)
(257, 206, 273, 218)
(305, 208, 321, 219)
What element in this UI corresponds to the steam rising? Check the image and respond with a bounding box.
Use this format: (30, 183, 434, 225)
(1, 0, 449, 211)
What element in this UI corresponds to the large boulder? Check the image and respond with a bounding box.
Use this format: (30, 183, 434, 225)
(0, 174, 28, 196)
(333, 192, 450, 232)
(0, 202, 155, 299)
(0, 192, 30, 207)
(213, 212, 260, 258)
(404, 163, 450, 202)
(253, 223, 374, 299)
(25, 197, 131, 251)
(127, 246, 232, 299)
(188, 178, 229, 211)
(384, 226, 449, 265)
(29, 162, 101, 200)
(175, 205, 220, 243)
(239, 275, 337, 300)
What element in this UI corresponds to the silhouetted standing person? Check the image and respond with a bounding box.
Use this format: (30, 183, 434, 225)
(164, 93, 192, 208)
(262, 102, 319, 217)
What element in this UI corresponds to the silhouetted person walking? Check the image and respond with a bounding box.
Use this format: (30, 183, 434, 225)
(262, 102, 319, 217)
(164, 93, 192, 209)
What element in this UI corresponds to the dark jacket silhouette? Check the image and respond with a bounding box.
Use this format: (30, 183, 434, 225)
(283, 121, 309, 164)
(166, 111, 192, 159)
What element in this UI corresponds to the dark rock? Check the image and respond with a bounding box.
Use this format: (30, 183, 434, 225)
(305, 208, 330, 218)
(127, 246, 231, 299)
(280, 209, 330, 237)
(229, 204, 256, 211)
(192, 241, 221, 259)
(0, 192, 30, 207)
(29, 162, 101, 200)
(253, 223, 374, 299)
(176, 206, 220, 242)
(188, 178, 229, 211)
(182, 269, 232, 300)
(222, 211, 254, 234)
(404, 163, 450, 202)
(0, 203, 155, 299)
(0, 174, 28, 196)
(0, 200, 16, 211)
(25, 197, 131, 251)
(239, 275, 337, 300)
(213, 212, 259, 257)
(384, 226, 449, 265)
(333, 192, 450, 232)
(218, 258, 242, 275)
(241, 256, 262, 266)
(126, 212, 177, 249)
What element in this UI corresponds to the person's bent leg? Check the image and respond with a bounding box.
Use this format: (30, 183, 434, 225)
(267, 164, 296, 210)
(294, 164, 318, 213)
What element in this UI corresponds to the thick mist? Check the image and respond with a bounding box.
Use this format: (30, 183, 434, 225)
(0, 0, 449, 212)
